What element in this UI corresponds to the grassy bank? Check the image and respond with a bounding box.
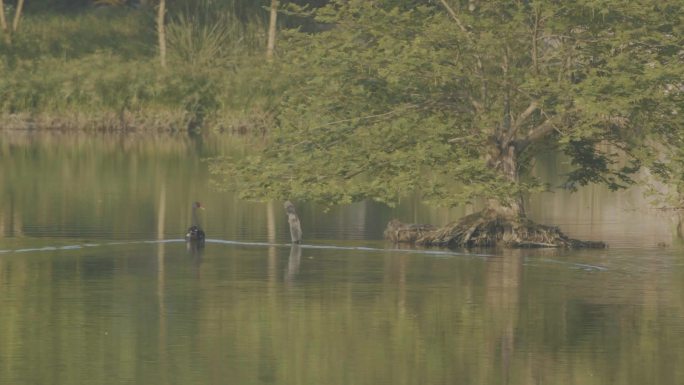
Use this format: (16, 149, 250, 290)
(0, 6, 279, 132)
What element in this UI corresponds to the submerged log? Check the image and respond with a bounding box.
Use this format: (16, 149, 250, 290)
(385, 210, 606, 249)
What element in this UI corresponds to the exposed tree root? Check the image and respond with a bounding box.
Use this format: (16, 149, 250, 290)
(384, 210, 606, 249)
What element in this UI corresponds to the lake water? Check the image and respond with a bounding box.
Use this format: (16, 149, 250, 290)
(1, 131, 683, 385)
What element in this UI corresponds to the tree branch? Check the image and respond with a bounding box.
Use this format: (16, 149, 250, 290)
(12, 0, 24, 32)
(509, 100, 539, 138)
(503, 100, 540, 147)
(477, 57, 487, 107)
(312, 104, 419, 130)
(438, 0, 487, 107)
(502, 46, 511, 135)
(525, 115, 558, 143)
(531, 6, 540, 75)
(438, 0, 468, 33)
(266, 0, 278, 61)
(157, 0, 167, 68)
(0, 0, 10, 45)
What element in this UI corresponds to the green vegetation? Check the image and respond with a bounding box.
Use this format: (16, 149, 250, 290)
(0, 1, 281, 132)
(212, 0, 684, 246)
(1, 0, 683, 246)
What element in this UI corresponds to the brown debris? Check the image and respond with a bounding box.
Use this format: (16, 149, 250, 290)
(383, 219, 437, 243)
(385, 210, 606, 249)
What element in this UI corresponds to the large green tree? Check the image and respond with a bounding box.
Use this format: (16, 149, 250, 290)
(214, 0, 683, 246)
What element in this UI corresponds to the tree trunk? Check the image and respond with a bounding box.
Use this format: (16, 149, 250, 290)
(385, 135, 605, 248)
(0, 0, 11, 45)
(266, 0, 278, 61)
(157, 0, 167, 68)
(11, 0, 24, 32)
(487, 138, 525, 218)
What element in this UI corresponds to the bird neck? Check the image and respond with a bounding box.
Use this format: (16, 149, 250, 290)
(192, 206, 200, 227)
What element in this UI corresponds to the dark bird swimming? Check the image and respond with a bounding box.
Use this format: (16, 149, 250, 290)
(185, 201, 206, 243)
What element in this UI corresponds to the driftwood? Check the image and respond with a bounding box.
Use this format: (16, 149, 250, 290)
(385, 210, 606, 249)
(284, 200, 302, 244)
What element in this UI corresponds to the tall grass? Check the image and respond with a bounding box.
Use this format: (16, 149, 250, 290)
(166, 0, 267, 68)
(0, 52, 278, 132)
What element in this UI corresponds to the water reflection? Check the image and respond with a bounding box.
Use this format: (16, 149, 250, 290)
(285, 244, 301, 283)
(1, 131, 681, 249)
(485, 251, 523, 385)
(186, 239, 205, 269)
(1, 131, 684, 385)
(1, 226, 684, 384)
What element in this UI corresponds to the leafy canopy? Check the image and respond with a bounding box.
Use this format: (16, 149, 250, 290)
(213, 0, 683, 208)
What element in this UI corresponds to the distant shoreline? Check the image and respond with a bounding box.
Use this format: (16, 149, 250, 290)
(0, 111, 269, 134)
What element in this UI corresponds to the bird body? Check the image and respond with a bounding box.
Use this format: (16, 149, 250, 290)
(185, 225, 205, 242)
(284, 201, 302, 244)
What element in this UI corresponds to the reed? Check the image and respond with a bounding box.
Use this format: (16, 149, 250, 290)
(166, 3, 267, 68)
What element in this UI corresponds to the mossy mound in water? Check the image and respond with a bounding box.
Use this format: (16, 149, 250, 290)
(383, 219, 437, 243)
(385, 210, 606, 249)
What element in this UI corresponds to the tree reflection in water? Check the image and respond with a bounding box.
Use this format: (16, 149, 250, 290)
(1, 132, 684, 385)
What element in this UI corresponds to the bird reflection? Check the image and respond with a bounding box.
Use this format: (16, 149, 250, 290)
(185, 201, 206, 275)
(285, 244, 302, 283)
(186, 239, 204, 278)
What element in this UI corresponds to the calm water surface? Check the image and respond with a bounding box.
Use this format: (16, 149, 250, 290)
(1, 132, 683, 385)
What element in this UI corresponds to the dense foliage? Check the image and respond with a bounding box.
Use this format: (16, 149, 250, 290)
(1, 0, 683, 211)
(217, 0, 684, 211)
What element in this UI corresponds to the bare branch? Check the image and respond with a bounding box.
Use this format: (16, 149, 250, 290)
(447, 134, 477, 143)
(12, 0, 24, 32)
(503, 100, 540, 146)
(157, 0, 167, 68)
(0, 0, 10, 45)
(266, 0, 278, 61)
(512, 101, 539, 131)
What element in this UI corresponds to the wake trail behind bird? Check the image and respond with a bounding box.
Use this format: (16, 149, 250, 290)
(1, 238, 608, 272)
